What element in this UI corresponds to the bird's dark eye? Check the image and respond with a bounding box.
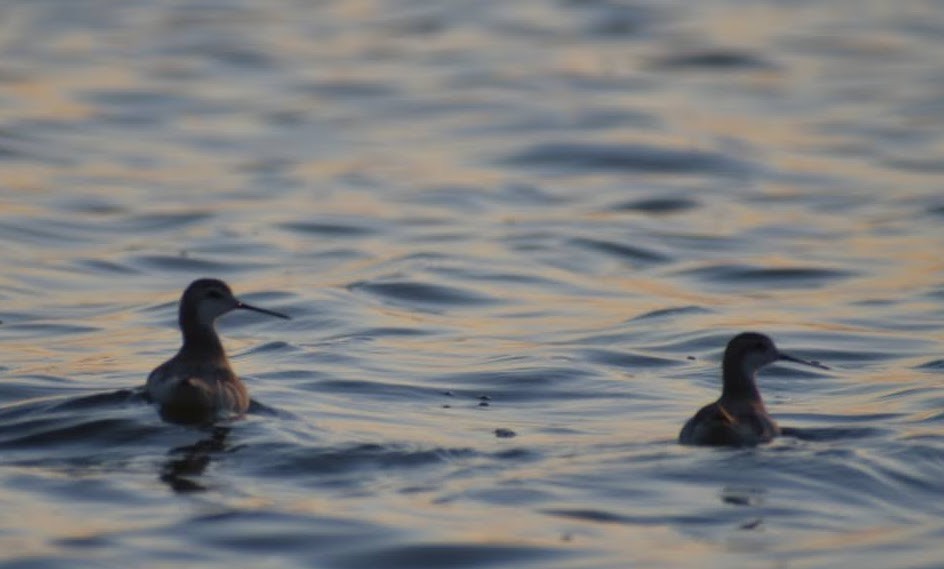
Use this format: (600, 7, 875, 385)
(207, 290, 224, 300)
(754, 342, 767, 351)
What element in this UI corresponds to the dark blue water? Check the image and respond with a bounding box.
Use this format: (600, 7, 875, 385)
(1, 1, 943, 567)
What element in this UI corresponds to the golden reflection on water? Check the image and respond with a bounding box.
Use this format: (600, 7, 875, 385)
(0, 493, 105, 556)
(1, 77, 92, 122)
(0, 1, 942, 567)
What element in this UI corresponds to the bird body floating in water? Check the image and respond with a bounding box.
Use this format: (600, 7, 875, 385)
(145, 279, 289, 424)
(679, 332, 828, 447)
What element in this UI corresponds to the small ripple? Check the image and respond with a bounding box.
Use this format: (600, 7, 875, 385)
(543, 508, 628, 524)
(0, 415, 161, 450)
(172, 509, 394, 554)
(113, 212, 212, 232)
(0, 217, 95, 247)
(0, 141, 25, 160)
(435, 367, 635, 403)
(0, 211, 208, 250)
(404, 185, 493, 213)
(71, 259, 140, 275)
(915, 359, 944, 372)
(883, 157, 944, 174)
(349, 280, 500, 309)
(569, 237, 671, 265)
(128, 254, 255, 273)
(543, 508, 719, 526)
(0, 389, 147, 448)
(327, 542, 576, 569)
(781, 412, 903, 425)
(83, 88, 196, 108)
(582, 4, 654, 36)
(298, 80, 398, 99)
(280, 219, 382, 237)
(880, 386, 941, 402)
(475, 108, 656, 134)
(780, 426, 890, 442)
(50, 195, 126, 216)
(431, 267, 559, 287)
(611, 196, 700, 214)
(652, 49, 778, 71)
(313, 379, 436, 402)
(504, 142, 753, 175)
(43, 389, 145, 412)
(0, 322, 100, 339)
(0, 126, 61, 163)
(202, 46, 275, 69)
(580, 348, 683, 369)
(243, 442, 478, 479)
(83, 88, 220, 125)
(614, 331, 722, 355)
(628, 305, 712, 322)
(325, 327, 438, 342)
(676, 264, 856, 288)
(461, 485, 549, 507)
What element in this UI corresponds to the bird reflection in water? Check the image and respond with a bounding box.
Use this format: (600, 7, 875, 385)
(160, 426, 230, 493)
(720, 486, 766, 531)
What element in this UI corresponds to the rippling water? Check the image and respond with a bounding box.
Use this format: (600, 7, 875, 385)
(1, 0, 943, 567)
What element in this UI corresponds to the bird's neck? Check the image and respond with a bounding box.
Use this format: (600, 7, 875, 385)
(720, 356, 763, 403)
(178, 310, 227, 362)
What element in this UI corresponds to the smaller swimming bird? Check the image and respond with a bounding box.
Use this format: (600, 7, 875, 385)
(145, 279, 289, 424)
(679, 332, 828, 447)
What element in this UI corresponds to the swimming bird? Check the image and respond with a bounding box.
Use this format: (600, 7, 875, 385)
(145, 278, 289, 424)
(678, 332, 828, 447)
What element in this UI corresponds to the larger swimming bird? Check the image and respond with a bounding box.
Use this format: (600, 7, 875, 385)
(679, 332, 828, 446)
(145, 279, 289, 424)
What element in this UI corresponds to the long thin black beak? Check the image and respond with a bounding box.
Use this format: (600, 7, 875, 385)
(235, 301, 290, 320)
(778, 352, 829, 370)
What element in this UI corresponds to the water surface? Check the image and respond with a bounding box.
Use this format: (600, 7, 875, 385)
(1, 1, 943, 567)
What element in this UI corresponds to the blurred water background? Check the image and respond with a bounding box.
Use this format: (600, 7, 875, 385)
(0, 0, 943, 567)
